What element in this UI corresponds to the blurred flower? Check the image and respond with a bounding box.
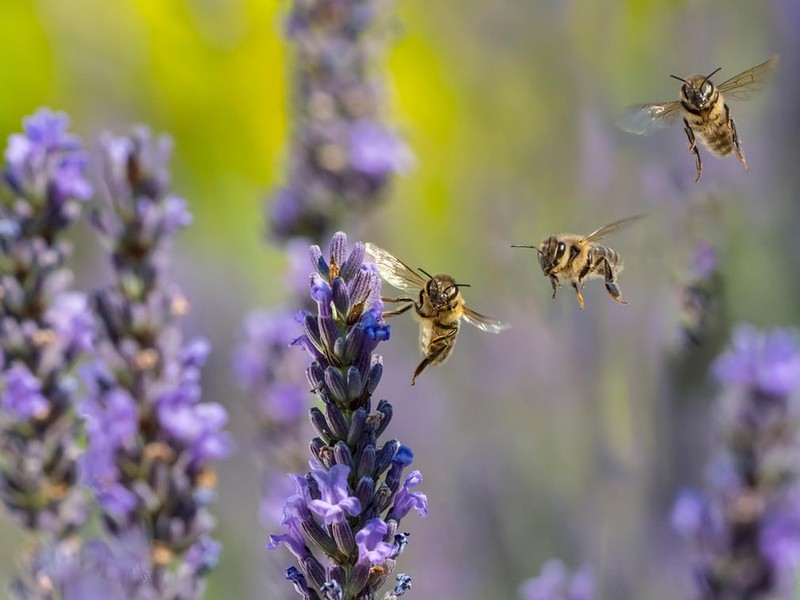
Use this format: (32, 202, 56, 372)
(267, 0, 411, 242)
(76, 127, 229, 599)
(712, 325, 800, 396)
(234, 309, 309, 428)
(673, 324, 800, 598)
(349, 121, 414, 177)
(0, 108, 92, 596)
(1, 363, 50, 420)
(676, 241, 723, 349)
(268, 232, 426, 599)
(3, 108, 92, 208)
(519, 559, 595, 600)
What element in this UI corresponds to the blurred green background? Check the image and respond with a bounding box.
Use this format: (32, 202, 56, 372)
(1, 0, 799, 598)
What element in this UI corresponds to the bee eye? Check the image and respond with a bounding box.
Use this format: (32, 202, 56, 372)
(701, 82, 712, 96)
(556, 242, 566, 258)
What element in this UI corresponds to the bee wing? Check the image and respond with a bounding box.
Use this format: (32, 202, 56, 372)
(616, 101, 683, 135)
(583, 214, 647, 244)
(717, 55, 779, 101)
(365, 243, 427, 295)
(462, 306, 510, 333)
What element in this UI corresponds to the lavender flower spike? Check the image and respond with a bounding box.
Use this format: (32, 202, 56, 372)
(0, 108, 93, 595)
(268, 0, 413, 241)
(76, 127, 230, 599)
(673, 324, 800, 598)
(269, 232, 426, 600)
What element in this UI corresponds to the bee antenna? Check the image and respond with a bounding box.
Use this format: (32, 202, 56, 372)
(669, 74, 688, 84)
(454, 283, 471, 289)
(510, 244, 543, 255)
(417, 267, 434, 280)
(701, 67, 722, 87)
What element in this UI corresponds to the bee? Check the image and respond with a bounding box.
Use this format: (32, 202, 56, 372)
(618, 55, 779, 182)
(511, 215, 645, 310)
(365, 243, 509, 386)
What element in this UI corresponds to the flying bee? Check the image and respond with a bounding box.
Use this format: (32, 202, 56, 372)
(618, 55, 779, 182)
(512, 215, 645, 310)
(365, 243, 509, 386)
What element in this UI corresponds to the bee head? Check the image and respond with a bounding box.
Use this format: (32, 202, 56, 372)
(672, 68, 721, 109)
(421, 272, 464, 309)
(536, 236, 567, 276)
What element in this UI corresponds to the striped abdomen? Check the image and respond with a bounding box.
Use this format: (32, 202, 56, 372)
(683, 93, 735, 157)
(419, 320, 458, 365)
(588, 245, 624, 278)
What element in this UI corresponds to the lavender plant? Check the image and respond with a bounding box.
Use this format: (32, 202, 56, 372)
(676, 242, 723, 349)
(268, 232, 427, 600)
(74, 127, 230, 598)
(519, 559, 594, 600)
(233, 240, 320, 598)
(269, 0, 412, 241)
(234, 307, 310, 526)
(0, 108, 93, 595)
(672, 324, 800, 598)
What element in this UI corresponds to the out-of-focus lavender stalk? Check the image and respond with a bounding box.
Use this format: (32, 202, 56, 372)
(672, 325, 800, 598)
(234, 305, 310, 524)
(518, 559, 594, 600)
(71, 127, 230, 598)
(0, 108, 93, 596)
(269, 0, 412, 241)
(233, 240, 318, 598)
(675, 242, 723, 350)
(268, 232, 427, 600)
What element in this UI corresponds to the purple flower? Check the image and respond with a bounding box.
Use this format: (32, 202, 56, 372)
(267, 0, 408, 241)
(267, 513, 308, 558)
(3, 108, 92, 204)
(712, 325, 800, 396)
(0, 113, 94, 590)
(80, 387, 138, 451)
(163, 194, 193, 233)
(79, 125, 228, 597)
(233, 309, 309, 426)
(308, 464, 362, 525)
(157, 399, 232, 462)
(1, 363, 49, 420)
(349, 121, 414, 177)
(390, 471, 429, 520)
(45, 292, 95, 355)
(184, 537, 221, 576)
(96, 483, 139, 520)
(269, 232, 425, 598)
(675, 324, 800, 598)
(670, 489, 709, 540)
(355, 518, 394, 565)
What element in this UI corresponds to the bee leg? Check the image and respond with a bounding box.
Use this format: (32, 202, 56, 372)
(411, 355, 437, 386)
(727, 106, 749, 172)
(410, 329, 457, 386)
(683, 119, 702, 183)
(602, 258, 628, 305)
(578, 254, 592, 285)
(382, 296, 414, 304)
(549, 274, 559, 299)
(570, 282, 585, 310)
(381, 298, 414, 318)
